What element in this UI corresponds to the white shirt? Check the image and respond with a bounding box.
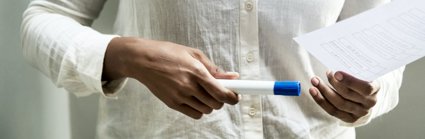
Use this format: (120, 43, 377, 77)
(21, 0, 404, 138)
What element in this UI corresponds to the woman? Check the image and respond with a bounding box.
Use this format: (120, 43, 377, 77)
(21, 0, 403, 138)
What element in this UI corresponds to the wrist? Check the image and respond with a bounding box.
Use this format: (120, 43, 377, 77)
(102, 37, 137, 81)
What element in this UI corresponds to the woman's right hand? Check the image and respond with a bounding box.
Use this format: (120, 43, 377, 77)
(102, 37, 239, 119)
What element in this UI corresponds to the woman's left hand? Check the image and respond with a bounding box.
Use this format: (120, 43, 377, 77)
(310, 71, 380, 123)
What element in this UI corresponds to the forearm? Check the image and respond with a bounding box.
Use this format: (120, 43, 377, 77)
(21, 1, 118, 96)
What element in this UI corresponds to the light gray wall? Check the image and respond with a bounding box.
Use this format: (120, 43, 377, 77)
(356, 58, 425, 139)
(0, 0, 424, 139)
(0, 0, 70, 139)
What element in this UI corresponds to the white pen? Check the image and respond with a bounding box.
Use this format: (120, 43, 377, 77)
(217, 79, 301, 96)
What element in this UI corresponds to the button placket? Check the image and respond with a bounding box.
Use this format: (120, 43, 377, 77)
(239, 0, 263, 138)
(248, 106, 257, 117)
(246, 51, 255, 63)
(245, 1, 254, 12)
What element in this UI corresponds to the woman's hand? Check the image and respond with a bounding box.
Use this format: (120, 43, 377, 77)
(310, 71, 379, 123)
(103, 37, 239, 119)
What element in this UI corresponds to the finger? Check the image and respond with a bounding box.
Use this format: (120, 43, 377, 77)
(363, 93, 378, 109)
(176, 104, 203, 119)
(309, 87, 357, 123)
(326, 71, 368, 104)
(198, 75, 239, 105)
(311, 77, 368, 117)
(191, 84, 225, 110)
(183, 96, 214, 114)
(189, 48, 218, 75)
(214, 71, 240, 79)
(334, 71, 378, 95)
(188, 52, 239, 105)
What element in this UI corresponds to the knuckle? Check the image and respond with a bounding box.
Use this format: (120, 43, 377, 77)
(228, 100, 238, 105)
(328, 109, 339, 117)
(225, 92, 238, 105)
(215, 93, 228, 102)
(166, 102, 179, 110)
(185, 110, 203, 120)
(179, 83, 194, 93)
(193, 113, 203, 120)
(346, 118, 357, 123)
(355, 108, 369, 117)
(168, 99, 184, 109)
(193, 49, 202, 55)
(204, 108, 213, 114)
(180, 77, 192, 85)
(360, 110, 370, 117)
(212, 102, 224, 110)
(336, 101, 349, 110)
(191, 62, 208, 76)
(315, 97, 327, 106)
(364, 84, 375, 94)
(341, 114, 358, 123)
(176, 90, 191, 98)
(174, 78, 191, 90)
(364, 97, 377, 108)
(191, 49, 204, 59)
(366, 83, 374, 91)
(351, 116, 360, 123)
(370, 99, 377, 107)
(232, 99, 240, 104)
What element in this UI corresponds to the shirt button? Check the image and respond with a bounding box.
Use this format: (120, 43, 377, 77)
(246, 52, 255, 63)
(245, 1, 254, 12)
(248, 107, 256, 117)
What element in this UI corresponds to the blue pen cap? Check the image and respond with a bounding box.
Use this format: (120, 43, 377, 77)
(273, 81, 301, 96)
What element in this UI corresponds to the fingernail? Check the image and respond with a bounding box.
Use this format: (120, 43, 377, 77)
(335, 72, 343, 81)
(309, 88, 317, 96)
(312, 77, 320, 86)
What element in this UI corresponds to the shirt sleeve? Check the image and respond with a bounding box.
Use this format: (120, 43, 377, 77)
(337, 0, 405, 127)
(21, 0, 127, 98)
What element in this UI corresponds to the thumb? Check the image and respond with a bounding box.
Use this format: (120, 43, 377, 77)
(189, 48, 218, 74)
(214, 71, 240, 79)
(196, 58, 239, 79)
(189, 48, 240, 79)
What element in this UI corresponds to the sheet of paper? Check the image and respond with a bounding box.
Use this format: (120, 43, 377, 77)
(294, 0, 425, 81)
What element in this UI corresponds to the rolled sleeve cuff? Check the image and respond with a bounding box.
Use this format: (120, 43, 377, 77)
(74, 33, 127, 98)
(339, 107, 373, 127)
(339, 70, 401, 127)
(101, 77, 128, 98)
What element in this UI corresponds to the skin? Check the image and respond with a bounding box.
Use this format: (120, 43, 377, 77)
(102, 37, 240, 119)
(102, 37, 379, 122)
(310, 71, 380, 123)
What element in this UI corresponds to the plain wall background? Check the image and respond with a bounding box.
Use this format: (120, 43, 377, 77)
(0, 0, 424, 138)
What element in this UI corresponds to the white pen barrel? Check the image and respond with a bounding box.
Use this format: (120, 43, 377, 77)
(218, 79, 275, 95)
(217, 79, 301, 96)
